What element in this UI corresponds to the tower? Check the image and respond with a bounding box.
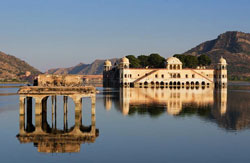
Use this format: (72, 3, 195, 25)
(103, 60, 112, 87)
(119, 57, 130, 69)
(216, 57, 227, 87)
(104, 60, 112, 71)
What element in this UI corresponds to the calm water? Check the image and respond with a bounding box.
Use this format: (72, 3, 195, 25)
(0, 83, 250, 163)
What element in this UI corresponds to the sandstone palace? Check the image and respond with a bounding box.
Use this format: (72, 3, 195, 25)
(103, 56, 227, 88)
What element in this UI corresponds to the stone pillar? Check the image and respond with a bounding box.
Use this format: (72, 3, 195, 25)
(72, 96, 82, 132)
(19, 96, 26, 115)
(34, 96, 44, 133)
(63, 96, 68, 131)
(19, 114, 26, 135)
(55, 95, 57, 130)
(51, 95, 55, 129)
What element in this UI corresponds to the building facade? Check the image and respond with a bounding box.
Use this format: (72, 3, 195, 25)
(103, 56, 227, 88)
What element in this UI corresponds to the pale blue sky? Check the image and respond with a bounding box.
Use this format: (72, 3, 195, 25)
(0, 0, 249, 71)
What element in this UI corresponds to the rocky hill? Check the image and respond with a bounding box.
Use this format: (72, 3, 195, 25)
(0, 51, 40, 82)
(46, 58, 119, 75)
(184, 31, 250, 79)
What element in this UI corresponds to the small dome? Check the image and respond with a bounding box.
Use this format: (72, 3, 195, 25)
(104, 60, 112, 66)
(166, 57, 182, 64)
(219, 57, 227, 64)
(120, 57, 129, 63)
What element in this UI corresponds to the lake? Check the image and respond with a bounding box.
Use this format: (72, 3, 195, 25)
(0, 83, 250, 163)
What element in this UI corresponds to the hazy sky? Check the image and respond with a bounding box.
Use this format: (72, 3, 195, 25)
(0, 0, 249, 71)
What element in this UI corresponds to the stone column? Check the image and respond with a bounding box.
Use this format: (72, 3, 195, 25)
(19, 114, 26, 135)
(51, 95, 55, 129)
(34, 96, 44, 133)
(54, 95, 57, 130)
(19, 96, 26, 134)
(72, 96, 82, 133)
(63, 96, 68, 131)
(19, 96, 26, 115)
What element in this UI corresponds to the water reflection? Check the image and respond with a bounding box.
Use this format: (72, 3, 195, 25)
(103, 87, 250, 131)
(16, 94, 98, 153)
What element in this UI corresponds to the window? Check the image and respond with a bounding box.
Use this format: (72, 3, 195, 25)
(162, 74, 164, 78)
(186, 74, 188, 78)
(125, 74, 127, 78)
(192, 74, 195, 78)
(155, 74, 158, 78)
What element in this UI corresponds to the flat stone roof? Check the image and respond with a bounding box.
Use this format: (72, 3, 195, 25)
(18, 86, 96, 95)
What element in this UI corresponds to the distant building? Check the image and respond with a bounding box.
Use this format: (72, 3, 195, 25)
(103, 56, 227, 88)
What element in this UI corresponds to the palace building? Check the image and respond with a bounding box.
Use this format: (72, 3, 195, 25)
(103, 56, 227, 88)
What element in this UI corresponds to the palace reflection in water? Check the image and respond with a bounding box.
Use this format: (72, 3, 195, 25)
(103, 87, 250, 131)
(16, 88, 98, 153)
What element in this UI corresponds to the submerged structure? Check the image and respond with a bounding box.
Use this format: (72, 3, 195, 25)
(17, 75, 98, 153)
(103, 56, 227, 88)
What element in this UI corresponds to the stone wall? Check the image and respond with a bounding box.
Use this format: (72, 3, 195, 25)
(37, 74, 83, 87)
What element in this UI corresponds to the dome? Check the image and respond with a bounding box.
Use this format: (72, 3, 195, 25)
(219, 57, 227, 64)
(166, 57, 182, 64)
(120, 57, 129, 63)
(104, 60, 112, 66)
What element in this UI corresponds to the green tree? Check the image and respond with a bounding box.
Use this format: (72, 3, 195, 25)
(126, 55, 141, 68)
(137, 55, 149, 67)
(173, 54, 187, 67)
(184, 55, 198, 68)
(173, 54, 199, 68)
(198, 54, 211, 66)
(148, 53, 165, 68)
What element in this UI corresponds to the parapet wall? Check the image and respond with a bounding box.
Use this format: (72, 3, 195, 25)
(37, 74, 83, 87)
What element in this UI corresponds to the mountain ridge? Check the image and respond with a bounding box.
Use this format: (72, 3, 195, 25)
(183, 31, 250, 79)
(45, 58, 119, 75)
(0, 51, 41, 81)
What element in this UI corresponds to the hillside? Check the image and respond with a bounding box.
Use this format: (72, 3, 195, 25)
(46, 58, 119, 75)
(0, 51, 41, 82)
(184, 31, 250, 79)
